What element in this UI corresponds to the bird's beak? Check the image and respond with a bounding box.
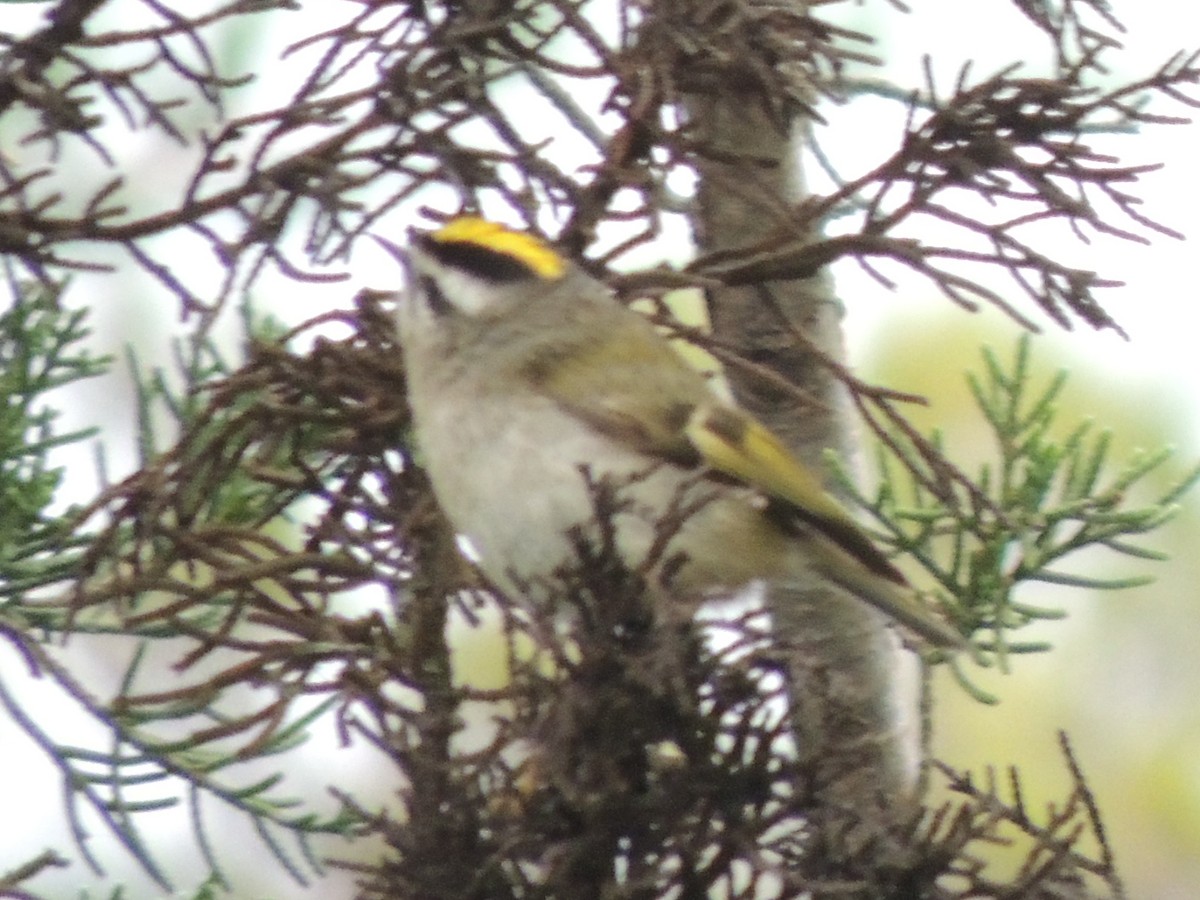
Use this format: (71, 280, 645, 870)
(372, 233, 412, 276)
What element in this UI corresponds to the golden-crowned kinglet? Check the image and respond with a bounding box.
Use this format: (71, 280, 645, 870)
(377, 217, 963, 648)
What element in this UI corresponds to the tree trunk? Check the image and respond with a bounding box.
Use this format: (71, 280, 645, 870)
(687, 93, 922, 849)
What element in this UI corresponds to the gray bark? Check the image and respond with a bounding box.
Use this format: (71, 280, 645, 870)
(686, 94, 922, 843)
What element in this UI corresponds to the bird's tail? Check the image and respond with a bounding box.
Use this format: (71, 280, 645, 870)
(812, 540, 966, 649)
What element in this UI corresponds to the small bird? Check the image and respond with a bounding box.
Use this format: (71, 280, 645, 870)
(377, 216, 963, 648)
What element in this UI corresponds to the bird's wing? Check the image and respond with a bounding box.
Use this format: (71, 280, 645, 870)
(683, 402, 906, 583)
(517, 319, 714, 468)
(522, 320, 906, 585)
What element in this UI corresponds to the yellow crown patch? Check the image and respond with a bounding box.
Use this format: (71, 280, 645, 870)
(431, 217, 566, 280)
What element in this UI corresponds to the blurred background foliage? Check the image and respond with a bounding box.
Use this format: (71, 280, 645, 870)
(860, 307, 1200, 899)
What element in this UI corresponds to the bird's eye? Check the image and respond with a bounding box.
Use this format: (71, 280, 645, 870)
(419, 275, 453, 317)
